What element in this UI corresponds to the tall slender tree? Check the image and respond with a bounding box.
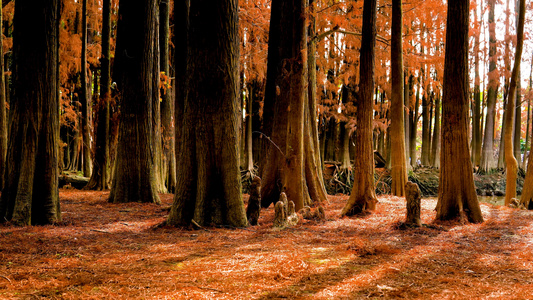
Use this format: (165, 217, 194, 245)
(436, 0, 483, 223)
(109, 0, 161, 204)
(86, 0, 111, 190)
(341, 0, 378, 216)
(0, 0, 7, 191)
(160, 0, 176, 192)
(472, 2, 482, 167)
(503, 0, 525, 206)
(0, 0, 61, 225)
(479, 0, 498, 173)
(80, 0, 92, 177)
(167, 0, 248, 227)
(390, 0, 408, 196)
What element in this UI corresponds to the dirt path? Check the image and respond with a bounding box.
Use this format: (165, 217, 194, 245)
(0, 190, 532, 299)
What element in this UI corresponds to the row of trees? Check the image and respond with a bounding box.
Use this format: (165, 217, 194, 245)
(0, 0, 531, 226)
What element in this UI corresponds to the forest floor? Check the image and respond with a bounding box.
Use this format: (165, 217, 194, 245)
(1, 190, 533, 299)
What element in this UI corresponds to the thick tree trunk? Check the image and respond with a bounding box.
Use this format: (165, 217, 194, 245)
(80, 0, 92, 177)
(86, 0, 111, 190)
(390, 0, 408, 196)
(341, 0, 378, 216)
(160, 0, 176, 192)
(109, 0, 161, 204)
(503, 0, 525, 206)
(167, 0, 247, 227)
(0, 0, 61, 225)
(260, 0, 326, 210)
(436, 0, 483, 223)
(479, 0, 498, 173)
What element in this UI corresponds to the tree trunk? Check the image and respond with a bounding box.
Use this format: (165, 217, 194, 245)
(86, 0, 111, 190)
(109, 0, 161, 204)
(430, 91, 441, 168)
(503, 0, 525, 206)
(167, 0, 247, 227)
(404, 70, 410, 168)
(260, 0, 326, 210)
(513, 0, 523, 168)
(421, 87, 430, 166)
(472, 4, 482, 167)
(390, 0, 408, 196)
(524, 55, 533, 169)
(160, 0, 176, 192)
(436, 0, 483, 223)
(0, 2, 6, 191)
(80, 0, 92, 177)
(409, 74, 418, 167)
(0, 0, 61, 225)
(341, 0, 378, 216)
(479, 0, 498, 173)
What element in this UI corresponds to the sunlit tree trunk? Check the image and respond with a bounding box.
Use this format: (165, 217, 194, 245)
(430, 90, 441, 168)
(408, 74, 418, 167)
(479, 0, 498, 173)
(341, 0, 378, 216)
(503, 0, 525, 206)
(86, 0, 111, 190)
(0, 0, 61, 225)
(436, 0, 483, 223)
(390, 0, 407, 196)
(167, 0, 248, 227)
(109, 0, 161, 204)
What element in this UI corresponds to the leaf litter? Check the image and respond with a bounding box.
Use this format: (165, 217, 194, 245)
(0, 190, 532, 299)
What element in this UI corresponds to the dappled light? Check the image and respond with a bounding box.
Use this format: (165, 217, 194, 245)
(1, 190, 532, 298)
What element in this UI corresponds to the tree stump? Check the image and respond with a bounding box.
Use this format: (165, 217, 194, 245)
(405, 181, 422, 227)
(299, 205, 326, 221)
(246, 176, 261, 225)
(273, 192, 299, 228)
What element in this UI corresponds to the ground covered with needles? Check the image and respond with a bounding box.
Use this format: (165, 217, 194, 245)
(1, 190, 533, 299)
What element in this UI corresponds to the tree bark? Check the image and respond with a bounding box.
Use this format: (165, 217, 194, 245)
(0, 0, 61, 225)
(390, 0, 408, 196)
(341, 0, 378, 216)
(436, 0, 483, 223)
(80, 0, 92, 178)
(160, 0, 176, 192)
(167, 0, 247, 227)
(260, 0, 326, 210)
(430, 91, 441, 168)
(513, 0, 523, 168)
(503, 0, 525, 206)
(109, 0, 161, 204)
(0, 2, 6, 191)
(472, 4, 482, 167)
(86, 0, 111, 190)
(479, 0, 498, 173)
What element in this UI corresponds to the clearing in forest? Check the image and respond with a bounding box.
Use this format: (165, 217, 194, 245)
(0, 190, 532, 299)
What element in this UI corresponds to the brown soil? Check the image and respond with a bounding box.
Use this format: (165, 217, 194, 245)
(1, 190, 532, 299)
